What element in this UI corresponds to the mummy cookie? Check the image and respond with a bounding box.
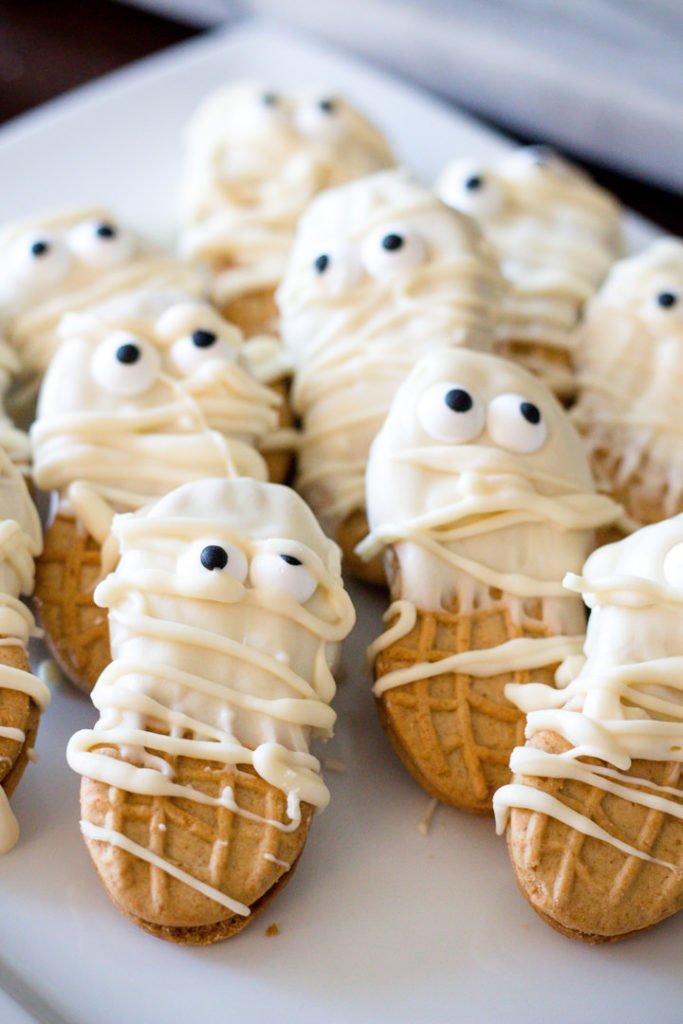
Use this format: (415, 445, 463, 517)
(31, 289, 281, 694)
(435, 145, 622, 398)
(277, 168, 501, 582)
(359, 348, 620, 812)
(0, 447, 49, 853)
(496, 516, 683, 942)
(67, 477, 355, 943)
(572, 239, 683, 533)
(179, 82, 394, 335)
(0, 206, 204, 405)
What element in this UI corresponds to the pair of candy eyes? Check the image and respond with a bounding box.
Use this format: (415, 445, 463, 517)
(313, 226, 428, 291)
(258, 93, 345, 142)
(15, 220, 134, 286)
(419, 385, 547, 452)
(196, 544, 317, 604)
(91, 329, 236, 396)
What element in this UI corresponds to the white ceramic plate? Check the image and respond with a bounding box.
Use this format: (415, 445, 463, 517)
(0, 20, 670, 1024)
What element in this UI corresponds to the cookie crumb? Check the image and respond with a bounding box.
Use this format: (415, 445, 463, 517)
(265, 923, 280, 937)
(417, 797, 439, 836)
(323, 757, 346, 773)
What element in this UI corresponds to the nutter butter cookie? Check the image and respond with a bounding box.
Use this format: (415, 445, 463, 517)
(572, 239, 683, 534)
(436, 146, 622, 399)
(0, 446, 49, 853)
(67, 477, 355, 943)
(0, 206, 204, 408)
(278, 168, 501, 582)
(179, 81, 394, 336)
(31, 289, 281, 694)
(496, 515, 683, 942)
(359, 348, 620, 811)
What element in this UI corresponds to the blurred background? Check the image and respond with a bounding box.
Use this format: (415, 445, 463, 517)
(1, 0, 681, 230)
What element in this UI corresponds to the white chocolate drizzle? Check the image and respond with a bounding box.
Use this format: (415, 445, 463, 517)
(278, 169, 502, 534)
(494, 514, 683, 872)
(67, 478, 355, 913)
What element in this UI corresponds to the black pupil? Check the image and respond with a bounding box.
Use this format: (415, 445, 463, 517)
(520, 401, 541, 425)
(314, 254, 329, 273)
(465, 175, 483, 191)
(445, 388, 473, 413)
(382, 233, 404, 251)
(200, 545, 228, 571)
(262, 92, 277, 106)
(280, 554, 302, 566)
(192, 329, 217, 348)
(31, 240, 49, 257)
(96, 222, 117, 239)
(115, 343, 140, 365)
(657, 291, 677, 309)
(319, 98, 336, 113)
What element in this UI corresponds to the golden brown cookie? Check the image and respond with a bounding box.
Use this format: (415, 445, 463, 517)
(337, 509, 385, 587)
(34, 512, 109, 696)
(0, 643, 41, 801)
(81, 750, 312, 944)
(375, 596, 560, 813)
(507, 729, 683, 942)
(262, 376, 295, 486)
(219, 285, 279, 339)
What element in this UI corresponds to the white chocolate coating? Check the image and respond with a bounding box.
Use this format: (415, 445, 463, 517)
(31, 288, 280, 544)
(67, 478, 355, 913)
(572, 239, 683, 527)
(360, 349, 621, 693)
(494, 515, 683, 871)
(278, 169, 502, 534)
(435, 146, 622, 393)
(0, 448, 49, 853)
(0, 206, 205, 386)
(179, 82, 394, 308)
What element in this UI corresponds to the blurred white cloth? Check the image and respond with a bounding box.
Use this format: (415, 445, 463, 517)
(125, 0, 683, 191)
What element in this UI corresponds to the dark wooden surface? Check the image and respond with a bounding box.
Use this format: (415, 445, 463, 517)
(1, 0, 680, 234)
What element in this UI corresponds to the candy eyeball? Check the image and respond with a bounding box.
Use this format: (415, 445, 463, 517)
(664, 542, 683, 588)
(487, 393, 548, 453)
(177, 539, 248, 585)
(417, 382, 485, 443)
(250, 90, 290, 130)
(250, 550, 318, 603)
(439, 162, 505, 219)
(170, 327, 240, 375)
(68, 218, 137, 268)
(8, 233, 72, 291)
(505, 145, 572, 180)
(91, 331, 161, 396)
(361, 222, 428, 281)
(311, 240, 363, 296)
(295, 97, 347, 143)
(651, 289, 683, 320)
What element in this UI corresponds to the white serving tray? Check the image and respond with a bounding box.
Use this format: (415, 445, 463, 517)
(0, 19, 671, 1024)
